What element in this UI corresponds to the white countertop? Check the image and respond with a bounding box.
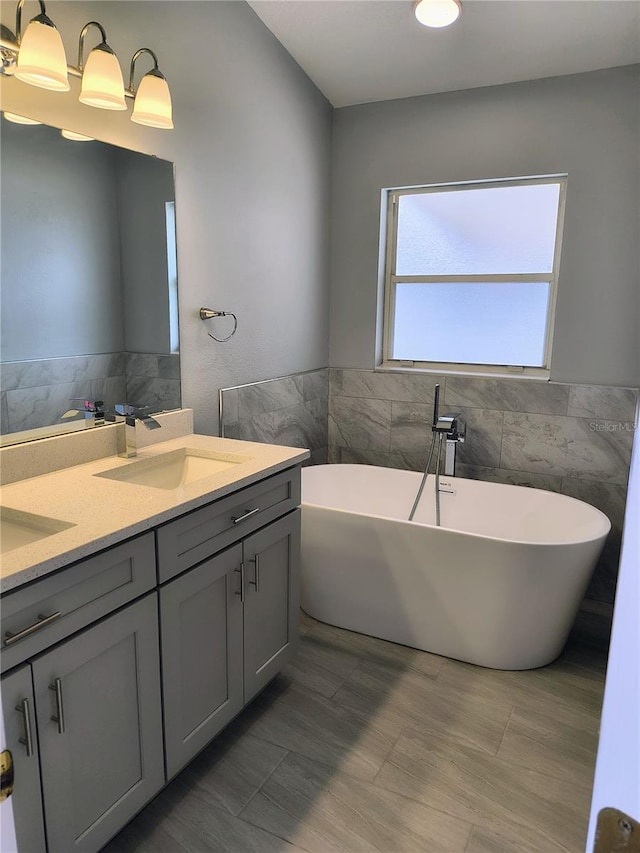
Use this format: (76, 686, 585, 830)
(0, 433, 308, 594)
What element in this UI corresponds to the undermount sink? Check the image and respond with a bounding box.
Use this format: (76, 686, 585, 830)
(95, 447, 253, 490)
(0, 508, 76, 554)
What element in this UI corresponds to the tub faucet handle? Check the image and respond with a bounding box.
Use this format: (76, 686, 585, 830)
(433, 412, 463, 438)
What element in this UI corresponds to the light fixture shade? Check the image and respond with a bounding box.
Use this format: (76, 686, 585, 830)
(79, 44, 126, 110)
(414, 0, 461, 28)
(61, 129, 94, 141)
(131, 69, 173, 129)
(15, 14, 69, 91)
(3, 112, 42, 125)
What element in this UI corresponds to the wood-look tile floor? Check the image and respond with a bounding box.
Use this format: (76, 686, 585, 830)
(104, 607, 610, 853)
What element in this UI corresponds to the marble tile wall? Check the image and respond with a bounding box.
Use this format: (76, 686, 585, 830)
(125, 352, 181, 413)
(0, 352, 181, 435)
(220, 369, 328, 464)
(329, 369, 638, 604)
(1, 354, 126, 434)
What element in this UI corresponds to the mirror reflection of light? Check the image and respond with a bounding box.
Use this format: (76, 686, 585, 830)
(3, 111, 41, 124)
(60, 128, 95, 142)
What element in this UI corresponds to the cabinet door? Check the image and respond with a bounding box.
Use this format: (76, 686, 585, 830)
(32, 593, 164, 853)
(1, 665, 46, 853)
(243, 510, 300, 703)
(160, 544, 244, 779)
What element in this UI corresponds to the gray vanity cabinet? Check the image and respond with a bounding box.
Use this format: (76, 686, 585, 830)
(1, 463, 302, 852)
(160, 544, 245, 779)
(31, 593, 164, 853)
(243, 510, 300, 702)
(1, 665, 47, 853)
(159, 507, 301, 778)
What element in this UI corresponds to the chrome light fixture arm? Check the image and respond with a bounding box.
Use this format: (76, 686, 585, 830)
(77, 21, 108, 71)
(15, 0, 45, 43)
(127, 47, 159, 95)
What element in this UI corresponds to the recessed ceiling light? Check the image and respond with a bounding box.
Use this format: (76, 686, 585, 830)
(414, 0, 462, 28)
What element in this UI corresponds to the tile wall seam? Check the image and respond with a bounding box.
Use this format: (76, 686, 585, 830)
(497, 410, 505, 470)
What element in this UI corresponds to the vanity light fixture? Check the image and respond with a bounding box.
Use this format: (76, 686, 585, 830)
(414, 0, 462, 28)
(61, 128, 94, 141)
(3, 110, 40, 123)
(129, 48, 173, 130)
(0, 0, 174, 129)
(11, 0, 69, 90)
(78, 22, 126, 111)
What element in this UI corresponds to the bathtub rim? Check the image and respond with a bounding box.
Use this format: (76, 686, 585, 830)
(301, 463, 611, 549)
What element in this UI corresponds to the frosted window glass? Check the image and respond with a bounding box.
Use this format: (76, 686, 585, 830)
(392, 282, 550, 366)
(396, 184, 560, 276)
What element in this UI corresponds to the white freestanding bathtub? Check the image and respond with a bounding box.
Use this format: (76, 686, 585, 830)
(301, 464, 611, 670)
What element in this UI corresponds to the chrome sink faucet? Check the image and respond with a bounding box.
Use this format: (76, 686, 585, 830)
(61, 399, 105, 427)
(107, 404, 162, 458)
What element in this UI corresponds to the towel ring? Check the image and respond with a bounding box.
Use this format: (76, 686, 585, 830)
(199, 307, 238, 342)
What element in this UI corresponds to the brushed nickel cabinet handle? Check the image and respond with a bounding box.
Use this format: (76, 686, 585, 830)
(234, 564, 245, 603)
(231, 507, 260, 525)
(15, 699, 34, 757)
(249, 555, 260, 592)
(4, 611, 61, 646)
(49, 679, 65, 734)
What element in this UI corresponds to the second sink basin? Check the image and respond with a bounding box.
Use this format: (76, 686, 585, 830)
(95, 447, 253, 490)
(0, 508, 76, 554)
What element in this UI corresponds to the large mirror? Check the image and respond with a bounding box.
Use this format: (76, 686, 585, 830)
(0, 119, 180, 445)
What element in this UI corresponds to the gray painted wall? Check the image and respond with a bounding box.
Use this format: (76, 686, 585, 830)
(0, 0, 332, 436)
(329, 65, 640, 387)
(1, 122, 125, 360)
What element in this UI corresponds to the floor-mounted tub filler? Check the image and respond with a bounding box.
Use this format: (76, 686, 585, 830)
(301, 464, 611, 670)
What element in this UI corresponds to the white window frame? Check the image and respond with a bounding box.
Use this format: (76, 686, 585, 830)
(380, 175, 568, 378)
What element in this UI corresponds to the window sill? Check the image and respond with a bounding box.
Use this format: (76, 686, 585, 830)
(377, 362, 551, 381)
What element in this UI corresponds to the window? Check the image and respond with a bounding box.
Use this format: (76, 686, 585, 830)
(381, 175, 566, 376)
(165, 201, 179, 354)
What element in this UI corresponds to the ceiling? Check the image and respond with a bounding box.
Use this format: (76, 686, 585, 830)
(248, 0, 640, 107)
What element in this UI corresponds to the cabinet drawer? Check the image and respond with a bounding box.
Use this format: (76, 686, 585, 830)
(1, 532, 156, 672)
(157, 466, 301, 582)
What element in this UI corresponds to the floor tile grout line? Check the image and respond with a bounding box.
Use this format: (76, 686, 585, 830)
(369, 750, 585, 853)
(289, 659, 358, 700)
(246, 689, 403, 773)
(236, 748, 291, 820)
(326, 660, 360, 700)
(494, 704, 516, 756)
(234, 753, 319, 853)
(373, 716, 595, 792)
(433, 669, 604, 720)
(463, 823, 478, 853)
(370, 720, 407, 785)
(236, 811, 314, 853)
